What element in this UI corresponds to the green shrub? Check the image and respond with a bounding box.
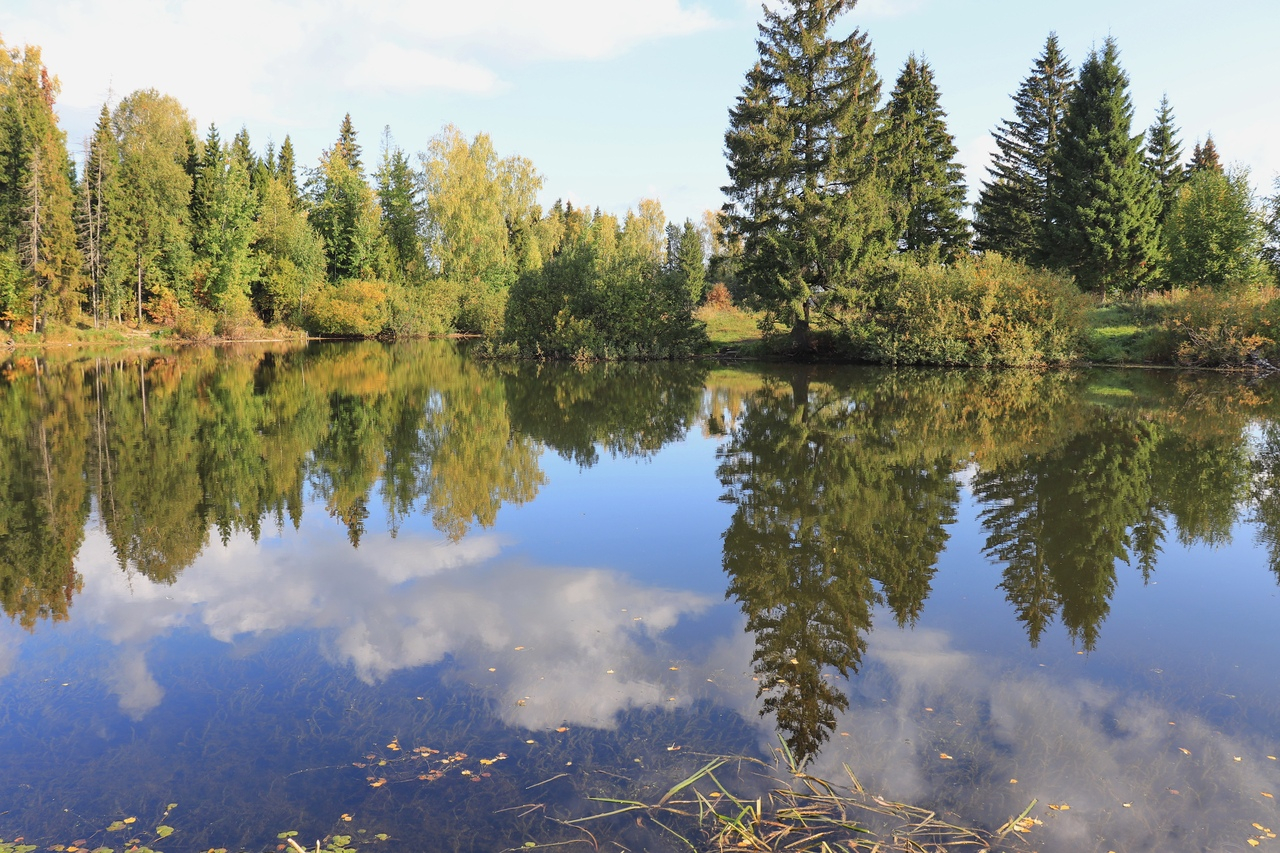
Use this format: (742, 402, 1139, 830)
(1153, 286, 1280, 367)
(847, 253, 1087, 366)
(306, 279, 391, 337)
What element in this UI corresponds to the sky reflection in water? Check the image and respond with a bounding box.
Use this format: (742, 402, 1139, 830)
(0, 341, 1278, 852)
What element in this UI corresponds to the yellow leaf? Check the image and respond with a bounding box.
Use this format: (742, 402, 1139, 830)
(369, 778, 386, 788)
(340, 815, 353, 822)
(1235, 757, 1243, 762)
(939, 753, 952, 760)
(1264, 792, 1275, 799)
(1009, 779, 1018, 784)
(488, 668, 496, 672)
(1247, 840, 1260, 848)
(1122, 803, 1132, 808)
(123, 818, 136, 825)
(556, 726, 568, 733)
(513, 646, 525, 650)
(1178, 747, 1191, 756)
(669, 666, 679, 671)
(1047, 804, 1070, 811)
(1269, 756, 1277, 761)
(1253, 823, 1267, 831)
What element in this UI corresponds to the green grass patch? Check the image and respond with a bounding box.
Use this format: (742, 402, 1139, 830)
(696, 304, 764, 354)
(1082, 304, 1162, 364)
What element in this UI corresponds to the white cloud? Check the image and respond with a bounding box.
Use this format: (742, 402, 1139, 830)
(1, 0, 717, 130)
(67, 522, 717, 728)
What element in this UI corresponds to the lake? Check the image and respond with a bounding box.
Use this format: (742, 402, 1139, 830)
(1, 339, 1278, 852)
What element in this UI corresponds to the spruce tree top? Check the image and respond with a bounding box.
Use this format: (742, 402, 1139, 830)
(1188, 134, 1223, 176)
(337, 113, 362, 175)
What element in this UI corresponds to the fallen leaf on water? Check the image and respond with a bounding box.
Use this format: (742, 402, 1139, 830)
(1248, 840, 1260, 848)
(1269, 756, 1278, 761)
(516, 699, 526, 706)
(1047, 804, 1070, 811)
(1235, 757, 1243, 762)
(488, 668, 496, 672)
(1009, 779, 1018, 784)
(369, 778, 387, 788)
(669, 666, 679, 671)
(1122, 803, 1132, 808)
(556, 726, 569, 732)
(1253, 823, 1269, 831)
(924, 707, 934, 712)
(939, 753, 952, 760)
(605, 670, 614, 674)
(341, 815, 353, 822)
(386, 741, 400, 751)
(107, 822, 128, 832)
(122, 819, 136, 826)
(1263, 792, 1275, 799)
(155, 826, 174, 839)
(374, 834, 389, 841)
(667, 744, 681, 751)
(514, 646, 525, 651)
(526, 739, 536, 744)
(1178, 748, 1191, 756)
(1168, 789, 1181, 795)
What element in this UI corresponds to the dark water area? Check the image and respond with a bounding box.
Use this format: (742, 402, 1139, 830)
(1, 340, 1279, 852)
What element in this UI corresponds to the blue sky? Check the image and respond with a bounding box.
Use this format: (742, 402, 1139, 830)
(4, 0, 1278, 225)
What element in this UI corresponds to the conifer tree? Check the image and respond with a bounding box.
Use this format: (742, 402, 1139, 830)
(1045, 38, 1160, 294)
(1164, 166, 1266, 288)
(308, 118, 382, 282)
(973, 34, 1073, 262)
(0, 45, 83, 326)
(1263, 178, 1280, 284)
(722, 0, 889, 339)
(1145, 95, 1184, 224)
(879, 54, 970, 258)
(276, 135, 300, 208)
(336, 113, 362, 175)
(1187, 134, 1223, 176)
(79, 103, 118, 326)
(375, 128, 424, 284)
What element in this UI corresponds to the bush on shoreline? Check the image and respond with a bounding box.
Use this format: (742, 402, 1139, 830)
(839, 253, 1088, 367)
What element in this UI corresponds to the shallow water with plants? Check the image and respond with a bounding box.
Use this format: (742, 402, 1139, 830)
(1, 340, 1279, 852)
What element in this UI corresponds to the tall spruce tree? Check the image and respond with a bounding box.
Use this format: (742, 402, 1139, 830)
(375, 128, 424, 284)
(722, 0, 889, 339)
(1045, 38, 1160, 294)
(276, 135, 300, 208)
(78, 103, 119, 326)
(878, 54, 970, 258)
(973, 34, 1073, 262)
(1145, 95, 1184, 225)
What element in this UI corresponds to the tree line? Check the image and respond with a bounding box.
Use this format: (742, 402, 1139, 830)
(719, 0, 1280, 361)
(0, 35, 708, 355)
(6, 4, 1280, 360)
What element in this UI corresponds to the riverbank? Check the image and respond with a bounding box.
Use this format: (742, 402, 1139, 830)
(7, 286, 1280, 372)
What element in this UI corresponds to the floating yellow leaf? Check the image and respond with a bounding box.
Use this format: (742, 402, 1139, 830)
(1270, 756, 1278, 761)
(369, 778, 387, 788)
(479, 758, 494, 766)
(460, 770, 472, 776)
(525, 739, 536, 744)
(516, 699, 526, 706)
(1122, 803, 1132, 808)
(1253, 823, 1268, 831)
(1009, 779, 1018, 784)
(1178, 747, 1191, 756)
(341, 815, 353, 822)
(939, 753, 952, 760)
(122, 818, 136, 826)
(924, 707, 933, 712)
(386, 741, 400, 751)
(1263, 792, 1275, 799)
(1047, 804, 1070, 811)
(1248, 840, 1260, 848)
(669, 666, 679, 671)
(556, 726, 569, 733)
(514, 646, 525, 651)
(1235, 756, 1243, 762)
(605, 670, 614, 674)
(667, 744, 681, 751)
(488, 668, 496, 672)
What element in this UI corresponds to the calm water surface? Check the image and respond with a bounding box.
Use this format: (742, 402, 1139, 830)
(1, 340, 1278, 852)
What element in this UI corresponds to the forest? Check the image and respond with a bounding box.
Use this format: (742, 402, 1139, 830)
(2, 0, 1280, 364)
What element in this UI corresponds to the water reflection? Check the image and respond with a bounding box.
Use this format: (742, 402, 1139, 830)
(714, 367, 1280, 762)
(2, 344, 1280, 851)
